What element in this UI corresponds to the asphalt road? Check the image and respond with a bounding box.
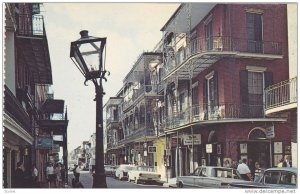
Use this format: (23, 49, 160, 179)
(68, 171, 167, 188)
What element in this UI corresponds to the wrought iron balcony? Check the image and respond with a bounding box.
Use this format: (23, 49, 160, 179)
(265, 77, 297, 113)
(165, 102, 264, 129)
(165, 36, 282, 75)
(4, 85, 31, 134)
(123, 85, 158, 110)
(17, 14, 45, 36)
(122, 128, 156, 144)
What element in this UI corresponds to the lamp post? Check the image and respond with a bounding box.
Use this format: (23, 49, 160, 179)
(70, 30, 108, 188)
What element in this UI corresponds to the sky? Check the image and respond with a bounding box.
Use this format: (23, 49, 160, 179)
(42, 3, 180, 151)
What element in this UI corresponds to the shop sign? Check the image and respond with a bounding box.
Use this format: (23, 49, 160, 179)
(52, 144, 60, 153)
(206, 144, 213, 153)
(36, 136, 53, 149)
(183, 134, 201, 145)
(266, 126, 275, 139)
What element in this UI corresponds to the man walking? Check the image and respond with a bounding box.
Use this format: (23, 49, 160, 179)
(237, 158, 252, 181)
(14, 161, 25, 188)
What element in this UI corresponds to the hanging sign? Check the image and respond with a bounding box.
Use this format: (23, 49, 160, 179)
(183, 134, 201, 145)
(148, 146, 156, 153)
(206, 144, 213, 153)
(266, 126, 275, 139)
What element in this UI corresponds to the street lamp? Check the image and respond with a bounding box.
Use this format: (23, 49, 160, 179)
(70, 30, 108, 188)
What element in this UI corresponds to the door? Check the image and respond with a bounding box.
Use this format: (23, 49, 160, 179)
(248, 141, 270, 173)
(205, 21, 213, 50)
(246, 12, 263, 53)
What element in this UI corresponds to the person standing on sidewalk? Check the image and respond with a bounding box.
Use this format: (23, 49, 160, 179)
(237, 158, 252, 181)
(73, 164, 80, 182)
(32, 164, 38, 187)
(14, 161, 25, 188)
(46, 162, 55, 188)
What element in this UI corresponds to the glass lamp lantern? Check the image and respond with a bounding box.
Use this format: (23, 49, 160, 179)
(70, 30, 107, 82)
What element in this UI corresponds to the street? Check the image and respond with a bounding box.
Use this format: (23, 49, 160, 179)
(68, 171, 167, 188)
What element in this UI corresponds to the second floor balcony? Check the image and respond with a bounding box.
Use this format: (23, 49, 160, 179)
(265, 77, 297, 115)
(163, 102, 266, 130)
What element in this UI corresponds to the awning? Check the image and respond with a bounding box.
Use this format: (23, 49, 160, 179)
(41, 99, 65, 114)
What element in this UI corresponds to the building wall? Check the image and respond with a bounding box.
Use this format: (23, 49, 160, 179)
(287, 4, 298, 78)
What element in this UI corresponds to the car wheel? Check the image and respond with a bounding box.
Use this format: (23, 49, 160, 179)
(135, 178, 139, 184)
(178, 182, 183, 188)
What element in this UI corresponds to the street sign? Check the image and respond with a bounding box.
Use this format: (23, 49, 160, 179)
(148, 146, 156, 153)
(266, 126, 275, 139)
(206, 144, 212, 153)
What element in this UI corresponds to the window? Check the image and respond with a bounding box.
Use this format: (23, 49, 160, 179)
(248, 71, 263, 105)
(264, 171, 280, 184)
(205, 20, 213, 50)
(199, 168, 207, 177)
(279, 172, 297, 185)
(246, 12, 263, 53)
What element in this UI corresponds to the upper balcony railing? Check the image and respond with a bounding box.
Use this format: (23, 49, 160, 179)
(165, 36, 282, 74)
(17, 14, 45, 36)
(4, 85, 31, 134)
(265, 77, 297, 111)
(123, 85, 158, 110)
(163, 102, 264, 130)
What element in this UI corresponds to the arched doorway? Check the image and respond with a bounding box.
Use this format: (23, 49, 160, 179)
(247, 127, 270, 173)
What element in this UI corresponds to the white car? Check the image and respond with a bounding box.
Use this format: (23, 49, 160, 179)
(115, 164, 136, 180)
(128, 166, 161, 184)
(177, 166, 249, 188)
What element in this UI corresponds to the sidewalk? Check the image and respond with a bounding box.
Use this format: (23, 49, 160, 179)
(160, 177, 177, 188)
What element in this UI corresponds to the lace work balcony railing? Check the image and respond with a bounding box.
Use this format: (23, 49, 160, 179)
(165, 36, 282, 75)
(265, 77, 297, 111)
(123, 85, 158, 110)
(164, 102, 264, 129)
(4, 85, 31, 134)
(18, 14, 45, 36)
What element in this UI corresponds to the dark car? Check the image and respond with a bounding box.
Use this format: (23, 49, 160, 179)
(230, 167, 297, 189)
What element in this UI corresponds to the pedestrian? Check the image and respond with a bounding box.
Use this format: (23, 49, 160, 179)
(230, 160, 238, 169)
(46, 162, 55, 188)
(277, 158, 284, 167)
(55, 163, 62, 188)
(32, 164, 38, 187)
(237, 158, 252, 181)
(14, 161, 25, 188)
(73, 164, 80, 182)
(60, 164, 66, 187)
(254, 162, 263, 182)
(282, 155, 291, 167)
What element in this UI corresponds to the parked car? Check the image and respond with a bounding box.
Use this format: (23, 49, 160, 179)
(176, 166, 250, 188)
(115, 164, 136, 180)
(105, 165, 117, 176)
(128, 166, 161, 184)
(230, 167, 297, 189)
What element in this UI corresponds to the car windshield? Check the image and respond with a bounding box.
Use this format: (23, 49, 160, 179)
(135, 166, 154, 172)
(211, 168, 242, 179)
(121, 165, 135, 171)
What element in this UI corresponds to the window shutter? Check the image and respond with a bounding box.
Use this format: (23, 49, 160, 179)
(264, 72, 273, 89)
(213, 72, 219, 106)
(240, 70, 249, 104)
(203, 79, 208, 119)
